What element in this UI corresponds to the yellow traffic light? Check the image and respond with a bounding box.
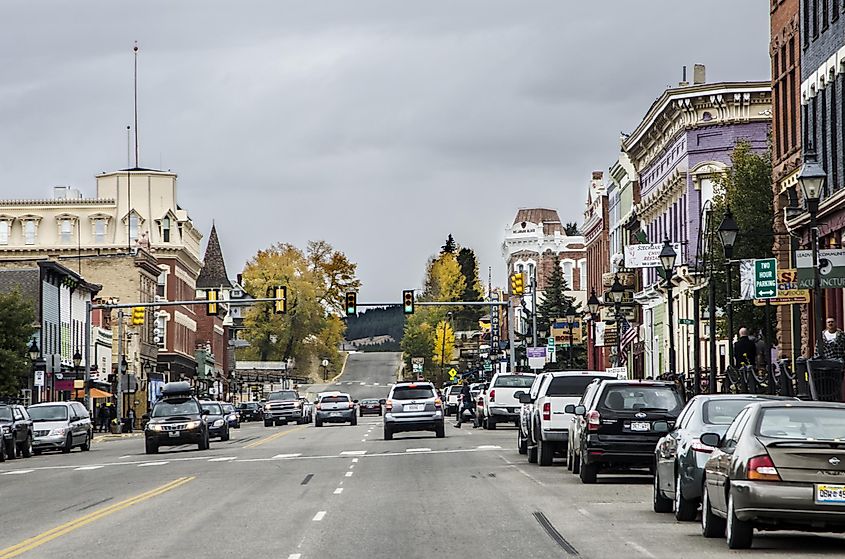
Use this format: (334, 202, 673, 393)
(206, 289, 219, 316)
(510, 273, 525, 296)
(402, 290, 414, 315)
(345, 292, 357, 316)
(274, 286, 287, 314)
(132, 306, 145, 325)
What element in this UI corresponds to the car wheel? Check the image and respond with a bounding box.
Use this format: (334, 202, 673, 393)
(22, 434, 33, 458)
(198, 434, 209, 451)
(61, 434, 73, 454)
(80, 433, 91, 452)
(674, 471, 697, 521)
(435, 423, 445, 438)
(566, 447, 573, 471)
(538, 439, 554, 467)
(517, 429, 528, 455)
(145, 439, 159, 454)
(701, 480, 726, 538)
(527, 444, 538, 464)
(384, 425, 393, 440)
(33, 449, 41, 456)
(0, 440, 5, 462)
(652, 469, 672, 512)
(351, 416, 358, 426)
(487, 418, 497, 430)
(579, 462, 597, 484)
(6, 440, 17, 459)
(572, 453, 581, 474)
(726, 492, 753, 549)
(264, 420, 273, 427)
(221, 429, 230, 442)
(315, 419, 323, 427)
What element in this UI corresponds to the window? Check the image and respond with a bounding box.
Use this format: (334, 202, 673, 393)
(94, 219, 106, 244)
(823, 0, 830, 28)
(60, 219, 73, 243)
(161, 216, 171, 243)
(155, 315, 166, 348)
(129, 212, 139, 244)
(156, 271, 166, 298)
(24, 221, 36, 245)
(493, 375, 535, 388)
(562, 261, 573, 287)
(391, 386, 435, 400)
(546, 375, 609, 397)
(579, 263, 586, 291)
(0, 221, 8, 245)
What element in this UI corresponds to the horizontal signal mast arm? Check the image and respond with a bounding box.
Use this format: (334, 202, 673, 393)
(91, 297, 284, 310)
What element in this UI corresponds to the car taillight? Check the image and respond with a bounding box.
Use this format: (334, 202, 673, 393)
(690, 438, 715, 453)
(747, 454, 780, 481)
(434, 398, 442, 408)
(586, 410, 601, 431)
(385, 400, 393, 411)
(315, 404, 321, 410)
(542, 402, 551, 421)
(348, 402, 354, 409)
(489, 389, 495, 402)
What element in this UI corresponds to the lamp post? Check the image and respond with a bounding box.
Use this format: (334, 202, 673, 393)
(718, 208, 739, 368)
(607, 275, 625, 367)
(587, 289, 601, 370)
(798, 150, 827, 354)
(659, 240, 677, 377)
(72, 349, 82, 403)
(566, 308, 577, 369)
(28, 340, 40, 404)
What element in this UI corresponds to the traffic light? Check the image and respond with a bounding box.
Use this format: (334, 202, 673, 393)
(402, 290, 414, 315)
(510, 272, 525, 296)
(273, 285, 287, 314)
(345, 292, 357, 316)
(206, 289, 219, 316)
(131, 306, 145, 325)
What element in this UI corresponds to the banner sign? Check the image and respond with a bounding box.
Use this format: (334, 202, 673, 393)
(796, 249, 845, 289)
(623, 243, 682, 269)
(527, 347, 547, 370)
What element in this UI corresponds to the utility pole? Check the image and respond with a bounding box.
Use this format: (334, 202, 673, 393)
(116, 310, 125, 429)
(531, 267, 538, 348)
(84, 301, 92, 412)
(508, 297, 516, 373)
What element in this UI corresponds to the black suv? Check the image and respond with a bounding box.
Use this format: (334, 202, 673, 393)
(0, 404, 34, 461)
(143, 382, 210, 454)
(567, 380, 682, 484)
(237, 402, 263, 422)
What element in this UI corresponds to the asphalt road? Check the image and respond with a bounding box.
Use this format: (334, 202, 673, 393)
(2, 353, 844, 558)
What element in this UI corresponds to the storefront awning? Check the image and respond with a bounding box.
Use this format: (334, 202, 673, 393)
(73, 388, 113, 399)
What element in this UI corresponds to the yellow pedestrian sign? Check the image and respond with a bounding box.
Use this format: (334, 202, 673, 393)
(448, 368, 457, 380)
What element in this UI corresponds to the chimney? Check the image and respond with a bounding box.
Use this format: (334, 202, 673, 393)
(592, 171, 603, 180)
(693, 64, 706, 85)
(679, 65, 689, 87)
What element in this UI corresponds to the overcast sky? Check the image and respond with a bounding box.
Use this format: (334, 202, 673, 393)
(0, 1, 770, 301)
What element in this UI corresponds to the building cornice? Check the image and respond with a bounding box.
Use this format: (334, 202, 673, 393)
(0, 199, 115, 207)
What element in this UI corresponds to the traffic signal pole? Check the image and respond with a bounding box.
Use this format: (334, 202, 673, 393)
(508, 297, 517, 373)
(116, 309, 125, 427)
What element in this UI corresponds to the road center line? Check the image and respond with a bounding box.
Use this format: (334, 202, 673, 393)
(334, 488, 343, 494)
(345, 471, 353, 477)
(243, 425, 307, 449)
(0, 477, 194, 559)
(312, 511, 326, 521)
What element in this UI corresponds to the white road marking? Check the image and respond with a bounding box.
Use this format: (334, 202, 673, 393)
(626, 541, 657, 558)
(138, 461, 169, 467)
(349, 464, 355, 469)
(288, 554, 301, 559)
(340, 450, 366, 455)
(476, 445, 501, 449)
(363, 434, 369, 437)
(334, 488, 344, 494)
(345, 471, 353, 477)
(359, 382, 366, 385)
(208, 456, 237, 462)
(577, 508, 593, 518)
(313, 511, 327, 521)
(2, 470, 33, 475)
(74, 465, 104, 471)
(352, 458, 359, 463)
(406, 448, 431, 453)
(273, 453, 302, 459)
(373, 382, 380, 386)
(119, 455, 131, 459)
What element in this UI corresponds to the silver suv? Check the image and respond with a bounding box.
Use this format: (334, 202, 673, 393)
(315, 392, 357, 427)
(29, 401, 93, 454)
(383, 381, 444, 440)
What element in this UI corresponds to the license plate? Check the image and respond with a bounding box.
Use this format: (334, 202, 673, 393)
(816, 484, 845, 504)
(330, 412, 341, 417)
(630, 422, 650, 432)
(168, 432, 180, 438)
(405, 404, 424, 412)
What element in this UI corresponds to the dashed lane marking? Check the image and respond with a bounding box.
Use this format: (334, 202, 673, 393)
(340, 450, 366, 455)
(626, 541, 657, 558)
(273, 453, 302, 459)
(74, 466, 104, 471)
(138, 461, 169, 467)
(352, 458, 359, 463)
(349, 464, 355, 469)
(312, 511, 326, 521)
(345, 471, 353, 477)
(288, 554, 301, 559)
(1, 470, 33, 476)
(333, 488, 343, 495)
(118, 455, 131, 459)
(208, 457, 237, 462)
(405, 448, 431, 453)
(476, 445, 502, 450)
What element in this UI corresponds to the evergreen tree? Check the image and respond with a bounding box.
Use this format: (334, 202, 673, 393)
(535, 256, 584, 368)
(0, 291, 37, 399)
(455, 247, 484, 331)
(441, 234, 457, 254)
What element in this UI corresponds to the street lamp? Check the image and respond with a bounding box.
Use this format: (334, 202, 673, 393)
(29, 340, 40, 362)
(565, 308, 577, 369)
(718, 208, 739, 368)
(587, 289, 601, 370)
(607, 275, 625, 367)
(28, 340, 40, 404)
(798, 150, 827, 354)
(659, 239, 677, 377)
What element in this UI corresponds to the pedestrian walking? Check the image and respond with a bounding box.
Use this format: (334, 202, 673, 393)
(127, 408, 136, 433)
(817, 317, 845, 361)
(454, 382, 475, 428)
(733, 327, 756, 368)
(97, 403, 109, 432)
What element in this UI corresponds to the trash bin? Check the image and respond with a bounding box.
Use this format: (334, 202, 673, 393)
(109, 420, 121, 434)
(795, 357, 810, 400)
(806, 359, 844, 402)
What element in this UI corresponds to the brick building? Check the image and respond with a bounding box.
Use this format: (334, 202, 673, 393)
(583, 171, 611, 369)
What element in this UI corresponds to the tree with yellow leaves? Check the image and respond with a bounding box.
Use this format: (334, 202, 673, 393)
(432, 319, 455, 378)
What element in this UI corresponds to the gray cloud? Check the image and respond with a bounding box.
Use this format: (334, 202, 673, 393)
(0, 0, 769, 301)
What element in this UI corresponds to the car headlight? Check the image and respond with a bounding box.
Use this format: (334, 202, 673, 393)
(1, 426, 10, 434)
(149, 424, 164, 431)
(212, 419, 224, 427)
(185, 421, 201, 430)
(50, 428, 68, 436)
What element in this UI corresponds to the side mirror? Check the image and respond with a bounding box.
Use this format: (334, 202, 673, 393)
(201, 409, 210, 416)
(379, 399, 386, 405)
(700, 432, 721, 448)
(564, 404, 576, 414)
(517, 393, 532, 404)
(652, 421, 670, 434)
(142, 413, 150, 420)
(574, 405, 586, 416)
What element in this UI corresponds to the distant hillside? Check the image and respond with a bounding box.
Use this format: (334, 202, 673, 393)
(345, 306, 405, 342)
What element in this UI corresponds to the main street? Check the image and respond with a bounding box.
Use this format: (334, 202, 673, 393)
(1, 354, 843, 559)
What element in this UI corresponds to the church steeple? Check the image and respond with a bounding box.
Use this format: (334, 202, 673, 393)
(196, 223, 232, 289)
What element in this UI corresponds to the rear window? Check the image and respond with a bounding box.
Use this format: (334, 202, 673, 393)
(493, 375, 535, 388)
(392, 386, 435, 400)
(599, 385, 682, 413)
(703, 399, 756, 425)
(202, 403, 223, 415)
(758, 407, 845, 440)
(0, 406, 11, 421)
(547, 376, 608, 397)
(321, 395, 350, 403)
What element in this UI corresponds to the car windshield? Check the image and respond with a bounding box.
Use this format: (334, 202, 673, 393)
(362, 400, 378, 404)
(29, 406, 68, 421)
(152, 399, 200, 417)
(202, 403, 223, 415)
(0, 406, 12, 421)
(222, 405, 234, 412)
(268, 391, 297, 401)
(599, 386, 682, 413)
(240, 403, 258, 410)
(321, 396, 350, 403)
(547, 376, 608, 397)
(703, 399, 757, 425)
(758, 407, 845, 440)
(493, 375, 535, 388)
(392, 386, 435, 400)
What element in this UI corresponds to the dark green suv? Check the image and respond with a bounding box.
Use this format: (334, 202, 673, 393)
(143, 382, 210, 454)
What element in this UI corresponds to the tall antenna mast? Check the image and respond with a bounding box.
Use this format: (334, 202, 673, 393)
(133, 41, 139, 168)
(126, 126, 131, 167)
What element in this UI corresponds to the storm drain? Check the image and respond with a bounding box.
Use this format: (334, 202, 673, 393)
(533, 511, 578, 555)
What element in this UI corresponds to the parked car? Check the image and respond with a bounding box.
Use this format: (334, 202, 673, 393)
(237, 402, 263, 422)
(359, 398, 383, 416)
(654, 394, 795, 520)
(221, 403, 240, 429)
(201, 401, 231, 441)
(568, 379, 683, 484)
(0, 403, 34, 461)
(263, 390, 304, 426)
(315, 392, 357, 427)
(481, 372, 535, 430)
(29, 401, 93, 454)
(444, 385, 462, 416)
(143, 381, 210, 454)
(566, 379, 605, 472)
(701, 401, 845, 549)
(519, 371, 617, 466)
(384, 381, 444, 440)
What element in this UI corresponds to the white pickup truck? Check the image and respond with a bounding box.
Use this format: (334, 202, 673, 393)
(518, 371, 616, 466)
(481, 372, 536, 430)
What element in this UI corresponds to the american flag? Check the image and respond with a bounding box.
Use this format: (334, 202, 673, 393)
(618, 318, 638, 366)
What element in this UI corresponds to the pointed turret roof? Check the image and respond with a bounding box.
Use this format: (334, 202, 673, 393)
(196, 224, 232, 289)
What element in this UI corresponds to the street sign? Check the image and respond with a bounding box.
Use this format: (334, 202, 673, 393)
(623, 243, 683, 268)
(527, 347, 546, 370)
(796, 248, 845, 289)
(606, 366, 627, 380)
(678, 318, 694, 326)
(448, 368, 457, 380)
(753, 258, 778, 299)
(411, 357, 424, 374)
(34, 371, 44, 387)
(489, 295, 500, 354)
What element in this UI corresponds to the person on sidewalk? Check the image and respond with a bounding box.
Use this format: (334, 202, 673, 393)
(126, 408, 135, 433)
(454, 382, 475, 428)
(97, 403, 109, 432)
(817, 317, 845, 361)
(733, 327, 756, 368)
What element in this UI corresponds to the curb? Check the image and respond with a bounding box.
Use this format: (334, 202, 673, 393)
(92, 433, 143, 443)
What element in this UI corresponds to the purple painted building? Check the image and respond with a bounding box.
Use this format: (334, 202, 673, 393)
(623, 74, 771, 377)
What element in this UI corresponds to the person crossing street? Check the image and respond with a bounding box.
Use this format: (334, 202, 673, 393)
(454, 381, 475, 428)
